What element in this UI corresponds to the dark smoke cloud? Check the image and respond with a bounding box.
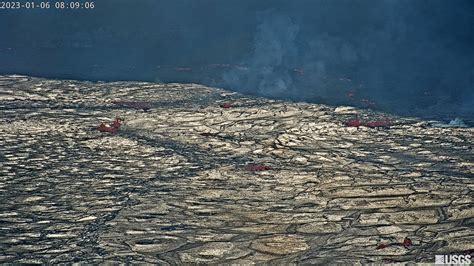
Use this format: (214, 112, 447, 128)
(223, 10, 299, 97)
(221, 1, 474, 121)
(0, 0, 473, 122)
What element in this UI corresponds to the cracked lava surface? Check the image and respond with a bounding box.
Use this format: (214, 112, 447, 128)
(0, 75, 473, 264)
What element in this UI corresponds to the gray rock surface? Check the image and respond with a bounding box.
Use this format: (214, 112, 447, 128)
(0, 75, 473, 264)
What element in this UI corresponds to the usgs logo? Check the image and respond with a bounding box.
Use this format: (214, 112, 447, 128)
(435, 254, 472, 265)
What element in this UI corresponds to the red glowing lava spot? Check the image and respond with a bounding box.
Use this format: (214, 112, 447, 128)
(346, 119, 362, 127)
(97, 118, 122, 134)
(345, 118, 394, 128)
(112, 117, 122, 128)
(220, 103, 233, 109)
(246, 164, 272, 172)
(97, 123, 118, 134)
(364, 119, 392, 128)
(403, 237, 413, 248)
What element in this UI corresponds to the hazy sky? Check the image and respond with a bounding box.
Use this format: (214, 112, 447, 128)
(1, 0, 473, 121)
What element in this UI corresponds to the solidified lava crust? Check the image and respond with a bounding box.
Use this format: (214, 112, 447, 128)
(0, 75, 473, 264)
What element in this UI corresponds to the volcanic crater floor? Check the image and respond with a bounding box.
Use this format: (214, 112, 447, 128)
(0, 75, 473, 264)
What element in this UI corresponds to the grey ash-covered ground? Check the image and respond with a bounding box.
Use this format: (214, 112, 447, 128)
(0, 75, 473, 264)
